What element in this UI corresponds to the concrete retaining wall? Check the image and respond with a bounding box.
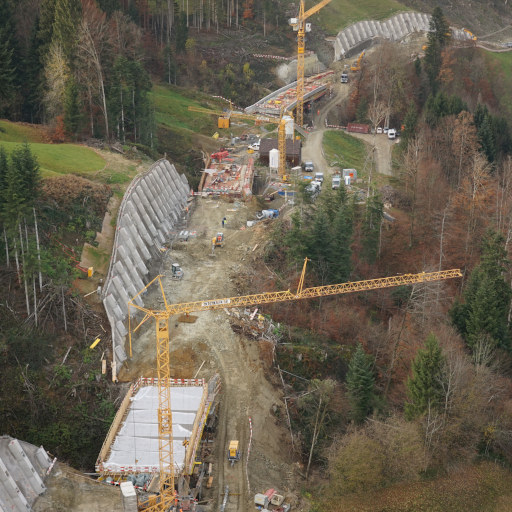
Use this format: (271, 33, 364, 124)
(101, 159, 191, 374)
(334, 12, 475, 61)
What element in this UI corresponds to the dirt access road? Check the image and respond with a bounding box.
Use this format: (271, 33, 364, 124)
(301, 77, 394, 177)
(119, 200, 299, 511)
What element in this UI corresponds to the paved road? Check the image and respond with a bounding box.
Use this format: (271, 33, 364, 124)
(300, 79, 395, 178)
(349, 132, 395, 177)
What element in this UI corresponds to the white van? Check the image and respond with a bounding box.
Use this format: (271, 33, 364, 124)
(388, 129, 396, 139)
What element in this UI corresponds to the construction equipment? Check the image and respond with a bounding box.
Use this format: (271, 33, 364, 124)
(188, 105, 290, 178)
(128, 261, 462, 511)
(212, 232, 224, 247)
(228, 440, 241, 467)
(463, 28, 477, 41)
(350, 51, 365, 72)
(170, 263, 184, 280)
(288, 0, 333, 128)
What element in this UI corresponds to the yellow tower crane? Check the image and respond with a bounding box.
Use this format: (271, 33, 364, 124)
(128, 260, 462, 511)
(187, 105, 290, 178)
(289, 0, 332, 128)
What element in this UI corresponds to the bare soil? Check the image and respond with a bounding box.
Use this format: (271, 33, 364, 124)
(34, 462, 122, 512)
(119, 197, 301, 510)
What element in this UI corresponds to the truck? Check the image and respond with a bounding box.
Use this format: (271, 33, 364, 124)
(306, 180, 321, 200)
(314, 172, 324, 183)
(332, 175, 341, 189)
(340, 72, 349, 83)
(304, 161, 314, 173)
(255, 209, 279, 220)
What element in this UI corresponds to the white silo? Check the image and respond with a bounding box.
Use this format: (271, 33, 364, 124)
(269, 148, 279, 171)
(283, 116, 294, 139)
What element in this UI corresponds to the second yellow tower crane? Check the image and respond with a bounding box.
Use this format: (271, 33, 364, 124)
(289, 0, 332, 128)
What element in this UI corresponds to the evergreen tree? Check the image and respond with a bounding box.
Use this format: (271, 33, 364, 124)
(0, 31, 15, 117)
(414, 57, 421, 77)
(9, 142, 42, 206)
(424, 7, 449, 92)
(478, 116, 497, 163)
(38, 0, 58, 65)
(63, 77, 82, 138)
(355, 96, 368, 123)
(401, 100, 418, 146)
(284, 209, 308, 263)
(308, 209, 334, 279)
(0, 146, 8, 211)
(52, 0, 82, 65)
(164, 42, 177, 85)
(360, 192, 383, 264)
(22, 16, 44, 123)
(97, 0, 121, 15)
(449, 231, 511, 351)
(175, 12, 188, 54)
(473, 103, 488, 130)
(346, 343, 375, 424)
(448, 95, 467, 116)
(331, 201, 353, 283)
(405, 333, 445, 420)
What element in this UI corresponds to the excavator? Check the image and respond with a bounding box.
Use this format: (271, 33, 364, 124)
(350, 51, 365, 72)
(129, 260, 462, 511)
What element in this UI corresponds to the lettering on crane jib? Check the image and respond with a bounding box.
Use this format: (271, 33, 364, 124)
(202, 299, 232, 307)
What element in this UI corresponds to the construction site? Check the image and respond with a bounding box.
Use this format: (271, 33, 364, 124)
(1, 1, 489, 512)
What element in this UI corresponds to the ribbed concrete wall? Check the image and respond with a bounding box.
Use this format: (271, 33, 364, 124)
(334, 12, 432, 60)
(334, 13, 476, 61)
(102, 159, 190, 371)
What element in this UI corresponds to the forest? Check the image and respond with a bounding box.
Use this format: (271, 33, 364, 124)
(249, 8, 512, 508)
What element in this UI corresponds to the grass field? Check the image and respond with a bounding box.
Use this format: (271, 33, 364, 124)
(153, 84, 228, 135)
(0, 120, 47, 143)
(0, 141, 105, 177)
(323, 130, 367, 171)
(306, 0, 409, 35)
(484, 49, 512, 113)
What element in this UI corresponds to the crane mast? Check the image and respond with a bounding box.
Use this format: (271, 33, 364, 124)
(290, 0, 332, 128)
(130, 261, 462, 511)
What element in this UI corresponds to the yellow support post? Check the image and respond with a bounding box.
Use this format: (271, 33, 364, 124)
(296, 1, 306, 128)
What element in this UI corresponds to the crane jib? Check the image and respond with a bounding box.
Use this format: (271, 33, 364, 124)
(161, 269, 463, 316)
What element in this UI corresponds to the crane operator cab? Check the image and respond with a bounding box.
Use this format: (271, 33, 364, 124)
(212, 232, 224, 247)
(228, 440, 241, 467)
(171, 263, 184, 280)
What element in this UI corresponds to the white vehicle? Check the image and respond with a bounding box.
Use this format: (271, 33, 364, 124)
(383, 127, 389, 134)
(304, 161, 314, 172)
(340, 72, 349, 83)
(248, 140, 261, 151)
(388, 129, 396, 139)
(306, 181, 321, 199)
(377, 127, 383, 134)
(314, 172, 324, 183)
(332, 175, 341, 189)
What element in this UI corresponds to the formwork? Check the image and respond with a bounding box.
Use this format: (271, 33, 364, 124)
(199, 159, 255, 200)
(96, 374, 220, 479)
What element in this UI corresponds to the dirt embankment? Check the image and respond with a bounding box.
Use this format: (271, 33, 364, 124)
(120, 198, 301, 510)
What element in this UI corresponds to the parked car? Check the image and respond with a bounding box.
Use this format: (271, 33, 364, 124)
(383, 127, 389, 134)
(388, 129, 396, 139)
(304, 161, 314, 172)
(377, 127, 383, 134)
(248, 140, 260, 151)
